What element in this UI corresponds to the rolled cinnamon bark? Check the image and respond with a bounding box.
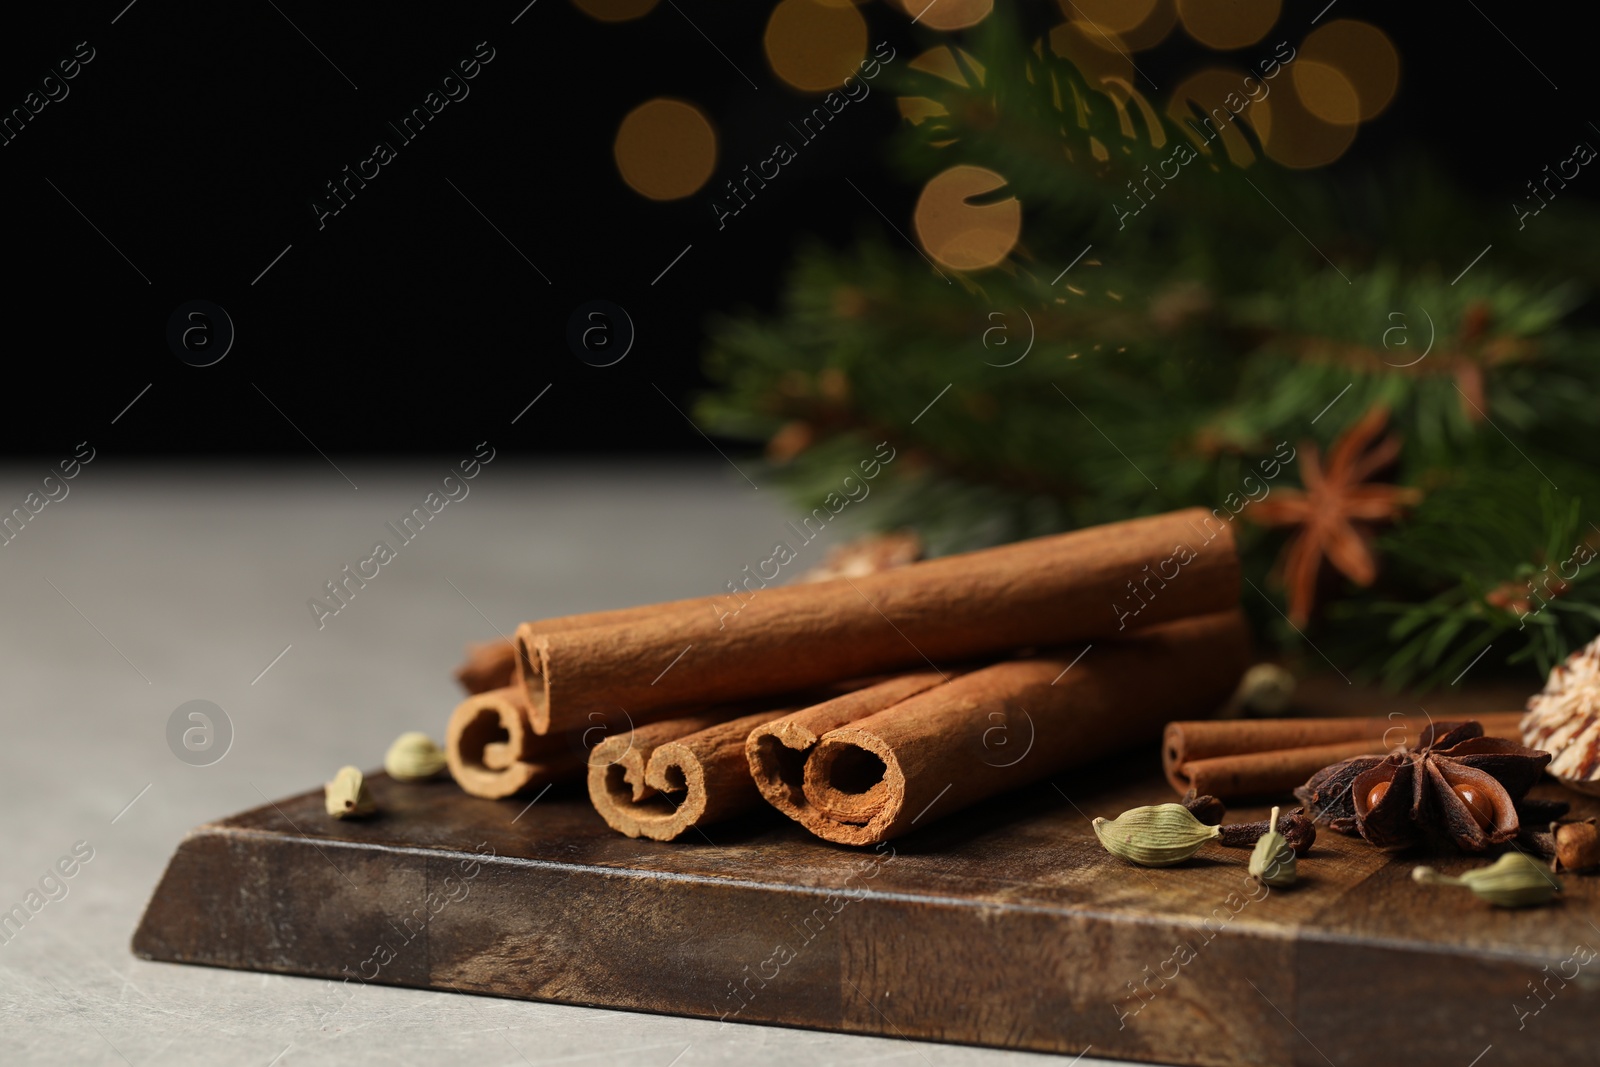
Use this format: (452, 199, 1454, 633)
(588, 675, 946, 841)
(453, 600, 710, 696)
(747, 672, 955, 821)
(454, 639, 516, 694)
(1163, 711, 1526, 798)
(453, 541, 928, 695)
(520, 508, 1239, 735)
(445, 686, 586, 799)
(587, 708, 790, 841)
(750, 611, 1249, 846)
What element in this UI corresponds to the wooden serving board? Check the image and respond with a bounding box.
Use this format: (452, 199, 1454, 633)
(133, 753, 1598, 1066)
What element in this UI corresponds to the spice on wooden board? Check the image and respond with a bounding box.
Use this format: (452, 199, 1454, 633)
(444, 686, 586, 799)
(384, 731, 447, 781)
(1164, 711, 1524, 800)
(1248, 806, 1298, 887)
(1296, 720, 1550, 852)
(452, 532, 926, 696)
(1094, 803, 1222, 866)
(324, 766, 376, 819)
(519, 509, 1241, 735)
(452, 597, 713, 697)
(747, 611, 1248, 845)
(588, 704, 798, 842)
(1412, 852, 1562, 908)
(1218, 810, 1317, 855)
(1521, 817, 1600, 873)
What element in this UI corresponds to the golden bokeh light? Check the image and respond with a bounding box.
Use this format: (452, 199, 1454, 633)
(613, 98, 718, 200)
(571, 0, 658, 21)
(899, 47, 984, 129)
(1176, 0, 1281, 50)
(1167, 67, 1271, 167)
(1300, 19, 1400, 121)
(1049, 21, 1135, 89)
(913, 165, 1021, 271)
(1292, 60, 1361, 126)
(1260, 72, 1357, 169)
(898, 97, 948, 126)
(1114, 0, 1180, 52)
(765, 0, 869, 92)
(1059, 0, 1159, 36)
(894, 0, 993, 31)
(907, 45, 986, 86)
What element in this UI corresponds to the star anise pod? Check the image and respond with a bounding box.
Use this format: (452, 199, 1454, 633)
(1248, 404, 1421, 625)
(1293, 720, 1550, 852)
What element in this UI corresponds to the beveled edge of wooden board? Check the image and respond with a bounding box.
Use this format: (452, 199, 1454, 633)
(132, 770, 1600, 1067)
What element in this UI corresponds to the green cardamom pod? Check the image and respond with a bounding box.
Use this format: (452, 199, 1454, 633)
(325, 765, 378, 819)
(1248, 805, 1297, 887)
(1412, 852, 1562, 908)
(385, 731, 447, 781)
(1093, 803, 1222, 867)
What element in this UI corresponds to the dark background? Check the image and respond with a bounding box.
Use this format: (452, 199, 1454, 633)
(0, 1, 1584, 457)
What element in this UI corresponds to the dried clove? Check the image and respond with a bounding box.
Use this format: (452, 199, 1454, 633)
(1218, 808, 1317, 855)
(1180, 789, 1227, 826)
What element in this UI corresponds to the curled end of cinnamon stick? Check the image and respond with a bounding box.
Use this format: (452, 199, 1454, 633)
(1180, 790, 1228, 826)
(587, 731, 712, 842)
(446, 686, 582, 799)
(747, 674, 959, 846)
(798, 731, 908, 846)
(1162, 722, 1194, 795)
(587, 708, 788, 842)
(746, 719, 821, 816)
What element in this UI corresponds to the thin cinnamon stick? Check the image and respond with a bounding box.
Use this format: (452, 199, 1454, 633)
(444, 686, 585, 799)
(750, 611, 1249, 846)
(1173, 739, 1396, 799)
(454, 639, 516, 694)
(519, 508, 1240, 735)
(1163, 711, 1526, 798)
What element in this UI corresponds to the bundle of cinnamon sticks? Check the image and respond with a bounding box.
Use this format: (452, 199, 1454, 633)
(441, 509, 1250, 845)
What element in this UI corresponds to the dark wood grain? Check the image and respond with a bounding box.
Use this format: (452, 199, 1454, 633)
(133, 749, 1600, 1066)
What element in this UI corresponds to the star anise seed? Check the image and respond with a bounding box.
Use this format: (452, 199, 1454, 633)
(1293, 720, 1550, 852)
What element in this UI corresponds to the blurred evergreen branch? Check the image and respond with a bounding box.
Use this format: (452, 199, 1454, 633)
(696, 13, 1600, 688)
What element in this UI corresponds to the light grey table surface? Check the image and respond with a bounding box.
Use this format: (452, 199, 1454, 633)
(0, 460, 1142, 1067)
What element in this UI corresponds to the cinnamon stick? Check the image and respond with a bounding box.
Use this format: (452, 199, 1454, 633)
(587, 707, 791, 841)
(1163, 711, 1526, 798)
(749, 611, 1249, 846)
(453, 538, 926, 695)
(453, 599, 705, 695)
(519, 508, 1240, 735)
(588, 675, 945, 841)
(747, 672, 956, 821)
(454, 639, 516, 694)
(444, 686, 586, 799)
